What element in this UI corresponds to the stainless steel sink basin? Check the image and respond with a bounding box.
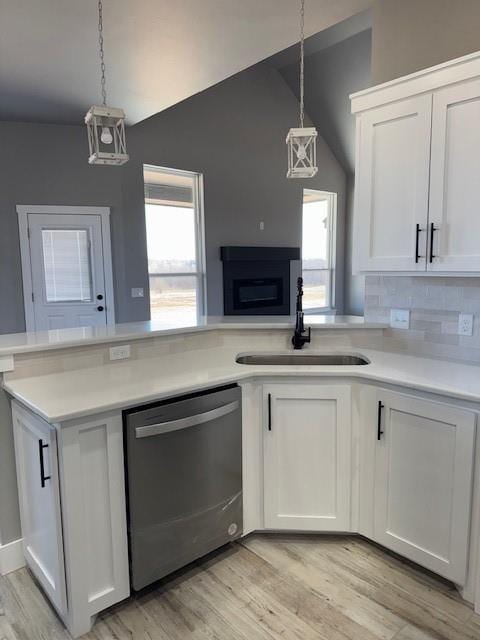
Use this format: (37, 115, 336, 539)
(236, 353, 370, 366)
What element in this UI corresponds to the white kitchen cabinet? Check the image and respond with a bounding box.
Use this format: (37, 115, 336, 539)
(428, 78, 480, 271)
(354, 95, 432, 272)
(263, 384, 352, 531)
(351, 51, 480, 274)
(11, 402, 129, 638)
(373, 390, 475, 584)
(12, 402, 67, 616)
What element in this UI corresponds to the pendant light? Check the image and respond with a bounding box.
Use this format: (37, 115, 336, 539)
(286, 0, 318, 179)
(85, 0, 129, 165)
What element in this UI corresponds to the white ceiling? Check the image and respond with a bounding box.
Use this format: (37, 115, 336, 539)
(0, 0, 373, 126)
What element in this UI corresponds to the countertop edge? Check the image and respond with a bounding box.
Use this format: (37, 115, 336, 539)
(5, 360, 480, 424)
(0, 317, 386, 358)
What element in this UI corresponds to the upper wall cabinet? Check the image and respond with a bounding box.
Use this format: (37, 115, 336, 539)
(351, 52, 480, 274)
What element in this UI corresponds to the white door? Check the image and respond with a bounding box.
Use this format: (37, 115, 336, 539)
(374, 391, 475, 584)
(12, 402, 67, 616)
(354, 95, 432, 272)
(263, 384, 351, 531)
(18, 207, 114, 331)
(428, 79, 480, 271)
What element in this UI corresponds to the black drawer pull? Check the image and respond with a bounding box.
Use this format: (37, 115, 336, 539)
(267, 393, 272, 431)
(38, 439, 51, 488)
(415, 223, 421, 263)
(377, 401, 385, 441)
(429, 222, 437, 263)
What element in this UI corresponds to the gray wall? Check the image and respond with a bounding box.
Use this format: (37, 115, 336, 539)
(0, 122, 143, 335)
(279, 30, 372, 314)
(0, 64, 346, 337)
(0, 63, 346, 543)
(371, 0, 480, 84)
(128, 63, 346, 316)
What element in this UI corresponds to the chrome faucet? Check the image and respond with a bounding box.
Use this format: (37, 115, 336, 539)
(292, 277, 311, 350)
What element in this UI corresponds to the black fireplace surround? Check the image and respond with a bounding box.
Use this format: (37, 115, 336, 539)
(221, 246, 300, 315)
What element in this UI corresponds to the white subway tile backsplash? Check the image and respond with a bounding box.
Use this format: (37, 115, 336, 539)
(365, 275, 480, 363)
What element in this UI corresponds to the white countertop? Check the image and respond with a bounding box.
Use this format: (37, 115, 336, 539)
(5, 346, 480, 423)
(0, 315, 385, 357)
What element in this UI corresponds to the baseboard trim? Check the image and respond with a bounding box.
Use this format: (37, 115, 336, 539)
(0, 538, 25, 575)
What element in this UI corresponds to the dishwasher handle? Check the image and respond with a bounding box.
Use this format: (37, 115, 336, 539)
(135, 400, 240, 438)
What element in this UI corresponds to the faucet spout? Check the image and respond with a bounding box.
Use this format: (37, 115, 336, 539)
(292, 277, 311, 350)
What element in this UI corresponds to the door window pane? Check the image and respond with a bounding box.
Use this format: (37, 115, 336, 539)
(42, 229, 92, 302)
(149, 275, 197, 325)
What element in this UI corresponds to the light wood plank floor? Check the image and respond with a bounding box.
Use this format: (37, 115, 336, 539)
(1, 534, 480, 640)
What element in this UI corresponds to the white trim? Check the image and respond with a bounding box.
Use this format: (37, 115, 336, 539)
(142, 166, 207, 319)
(16, 205, 115, 332)
(0, 538, 25, 575)
(351, 49, 480, 113)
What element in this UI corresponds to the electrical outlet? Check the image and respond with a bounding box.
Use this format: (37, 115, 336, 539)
(458, 313, 474, 336)
(259, 221, 265, 231)
(131, 288, 144, 298)
(390, 309, 410, 330)
(109, 345, 131, 361)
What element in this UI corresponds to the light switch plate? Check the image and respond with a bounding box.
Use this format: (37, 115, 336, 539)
(458, 313, 474, 336)
(390, 309, 410, 330)
(110, 345, 131, 361)
(131, 288, 144, 298)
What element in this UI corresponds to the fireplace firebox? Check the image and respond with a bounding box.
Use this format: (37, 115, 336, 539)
(221, 246, 300, 315)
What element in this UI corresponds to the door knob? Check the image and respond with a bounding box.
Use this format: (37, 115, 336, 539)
(97, 305, 104, 312)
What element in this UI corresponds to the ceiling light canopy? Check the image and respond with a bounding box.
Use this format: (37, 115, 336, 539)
(85, 0, 129, 166)
(286, 0, 318, 179)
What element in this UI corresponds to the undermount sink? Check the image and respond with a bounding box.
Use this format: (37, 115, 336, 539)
(235, 353, 370, 366)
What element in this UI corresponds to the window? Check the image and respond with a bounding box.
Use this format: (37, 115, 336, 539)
(144, 166, 206, 324)
(42, 228, 93, 302)
(302, 190, 336, 311)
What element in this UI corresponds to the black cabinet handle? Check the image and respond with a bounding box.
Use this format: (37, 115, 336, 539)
(429, 222, 437, 263)
(415, 223, 421, 263)
(377, 401, 385, 441)
(267, 393, 272, 431)
(97, 305, 104, 312)
(38, 439, 51, 488)
(97, 294, 104, 301)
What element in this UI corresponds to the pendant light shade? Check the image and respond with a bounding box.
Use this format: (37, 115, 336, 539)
(286, 0, 318, 179)
(85, 0, 129, 166)
(286, 127, 318, 178)
(85, 105, 129, 165)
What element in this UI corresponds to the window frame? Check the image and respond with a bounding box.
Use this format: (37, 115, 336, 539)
(301, 189, 337, 313)
(143, 165, 207, 322)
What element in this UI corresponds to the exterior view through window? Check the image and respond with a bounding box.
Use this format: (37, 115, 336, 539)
(302, 189, 336, 311)
(144, 166, 205, 324)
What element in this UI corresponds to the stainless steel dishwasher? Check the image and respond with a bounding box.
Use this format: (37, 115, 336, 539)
(124, 384, 242, 591)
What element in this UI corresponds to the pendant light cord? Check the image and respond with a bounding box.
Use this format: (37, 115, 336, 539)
(98, 0, 107, 106)
(299, 0, 305, 128)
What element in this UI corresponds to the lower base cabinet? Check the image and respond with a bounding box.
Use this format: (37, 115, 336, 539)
(373, 390, 476, 584)
(10, 379, 479, 637)
(12, 401, 130, 638)
(12, 402, 67, 616)
(263, 384, 352, 531)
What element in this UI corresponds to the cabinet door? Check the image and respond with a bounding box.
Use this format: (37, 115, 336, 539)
(428, 79, 480, 271)
(374, 392, 475, 584)
(263, 384, 351, 531)
(355, 95, 432, 272)
(12, 402, 67, 615)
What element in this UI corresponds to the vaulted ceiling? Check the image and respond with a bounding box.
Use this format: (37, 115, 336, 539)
(0, 0, 373, 125)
